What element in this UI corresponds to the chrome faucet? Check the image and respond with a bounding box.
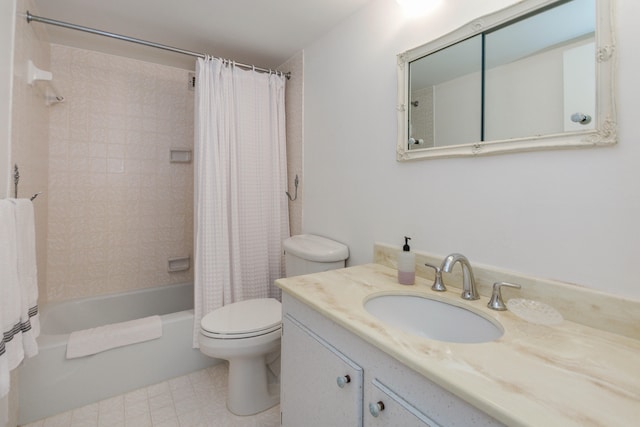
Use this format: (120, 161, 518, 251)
(440, 253, 479, 300)
(487, 281, 521, 310)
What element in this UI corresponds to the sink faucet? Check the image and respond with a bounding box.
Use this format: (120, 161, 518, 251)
(440, 253, 479, 300)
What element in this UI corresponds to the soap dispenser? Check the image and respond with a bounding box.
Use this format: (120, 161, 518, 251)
(397, 236, 415, 285)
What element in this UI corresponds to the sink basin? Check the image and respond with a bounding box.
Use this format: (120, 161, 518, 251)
(364, 294, 503, 343)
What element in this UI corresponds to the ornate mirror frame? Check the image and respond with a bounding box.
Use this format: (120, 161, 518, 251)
(396, 0, 616, 161)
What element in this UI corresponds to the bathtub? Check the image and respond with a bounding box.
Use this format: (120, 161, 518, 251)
(18, 282, 217, 425)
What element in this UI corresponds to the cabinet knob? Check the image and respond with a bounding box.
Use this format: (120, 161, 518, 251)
(369, 401, 385, 417)
(336, 374, 351, 388)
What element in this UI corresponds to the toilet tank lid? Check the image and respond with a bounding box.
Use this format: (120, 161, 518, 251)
(283, 234, 349, 262)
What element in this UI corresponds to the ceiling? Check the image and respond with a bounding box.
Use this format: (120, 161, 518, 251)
(32, 0, 374, 70)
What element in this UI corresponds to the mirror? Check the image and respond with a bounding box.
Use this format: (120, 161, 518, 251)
(397, 0, 616, 161)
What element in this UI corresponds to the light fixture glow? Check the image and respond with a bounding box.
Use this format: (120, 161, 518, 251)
(396, 0, 442, 17)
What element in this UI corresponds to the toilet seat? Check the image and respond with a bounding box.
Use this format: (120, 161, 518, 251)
(200, 298, 282, 339)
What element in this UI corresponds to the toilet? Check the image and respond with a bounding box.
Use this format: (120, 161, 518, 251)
(198, 234, 349, 415)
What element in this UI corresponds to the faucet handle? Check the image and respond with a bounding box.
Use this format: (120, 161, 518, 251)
(424, 263, 446, 292)
(488, 281, 521, 311)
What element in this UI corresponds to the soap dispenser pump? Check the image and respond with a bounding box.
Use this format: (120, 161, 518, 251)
(397, 236, 415, 285)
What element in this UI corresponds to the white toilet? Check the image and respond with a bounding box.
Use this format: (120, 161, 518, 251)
(198, 234, 349, 415)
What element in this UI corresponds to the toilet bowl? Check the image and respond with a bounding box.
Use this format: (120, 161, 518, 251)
(199, 298, 282, 416)
(198, 234, 349, 416)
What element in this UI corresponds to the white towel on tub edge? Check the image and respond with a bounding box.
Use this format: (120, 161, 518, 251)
(66, 315, 163, 359)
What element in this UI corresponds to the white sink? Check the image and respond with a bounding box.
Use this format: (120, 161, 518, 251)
(364, 294, 503, 344)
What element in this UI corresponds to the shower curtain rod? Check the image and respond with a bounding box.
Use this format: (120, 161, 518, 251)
(26, 11, 291, 79)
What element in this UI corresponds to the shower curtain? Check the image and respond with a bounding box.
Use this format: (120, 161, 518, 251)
(193, 57, 289, 347)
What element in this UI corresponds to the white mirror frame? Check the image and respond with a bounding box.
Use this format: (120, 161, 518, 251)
(397, 0, 616, 161)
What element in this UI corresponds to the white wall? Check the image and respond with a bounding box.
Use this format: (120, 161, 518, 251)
(434, 71, 481, 146)
(563, 41, 596, 132)
(485, 43, 565, 140)
(303, 0, 640, 299)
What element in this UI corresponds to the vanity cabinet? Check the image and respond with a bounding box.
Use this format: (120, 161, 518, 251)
(281, 314, 364, 426)
(280, 294, 504, 427)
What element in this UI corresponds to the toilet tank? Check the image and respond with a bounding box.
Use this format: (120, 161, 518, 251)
(283, 234, 349, 277)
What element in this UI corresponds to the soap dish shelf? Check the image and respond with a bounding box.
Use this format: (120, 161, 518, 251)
(27, 60, 64, 105)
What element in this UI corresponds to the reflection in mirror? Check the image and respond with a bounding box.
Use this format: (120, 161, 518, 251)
(397, 0, 615, 161)
(409, 35, 482, 150)
(484, 0, 595, 140)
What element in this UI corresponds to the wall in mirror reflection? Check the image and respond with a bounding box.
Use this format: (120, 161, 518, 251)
(408, 0, 595, 150)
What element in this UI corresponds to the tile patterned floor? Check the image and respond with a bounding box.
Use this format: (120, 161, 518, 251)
(21, 364, 280, 427)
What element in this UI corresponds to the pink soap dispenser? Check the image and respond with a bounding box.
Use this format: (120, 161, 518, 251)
(397, 236, 415, 285)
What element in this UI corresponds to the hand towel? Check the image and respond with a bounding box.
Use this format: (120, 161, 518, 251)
(0, 200, 23, 399)
(66, 315, 163, 359)
(13, 199, 39, 357)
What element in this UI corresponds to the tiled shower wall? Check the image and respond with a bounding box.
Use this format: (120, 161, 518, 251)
(279, 51, 303, 236)
(47, 45, 194, 302)
(11, 0, 50, 304)
(410, 86, 434, 148)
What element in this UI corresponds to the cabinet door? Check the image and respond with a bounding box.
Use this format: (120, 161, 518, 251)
(366, 379, 440, 427)
(281, 314, 363, 427)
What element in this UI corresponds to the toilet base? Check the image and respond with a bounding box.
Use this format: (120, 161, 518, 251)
(199, 329, 281, 416)
(227, 355, 280, 416)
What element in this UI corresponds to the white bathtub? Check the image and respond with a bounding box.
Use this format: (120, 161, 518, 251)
(18, 282, 217, 424)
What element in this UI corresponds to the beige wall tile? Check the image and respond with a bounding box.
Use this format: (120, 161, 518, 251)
(10, 0, 50, 306)
(47, 45, 195, 301)
(278, 51, 303, 237)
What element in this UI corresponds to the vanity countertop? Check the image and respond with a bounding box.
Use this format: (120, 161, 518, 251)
(276, 263, 640, 427)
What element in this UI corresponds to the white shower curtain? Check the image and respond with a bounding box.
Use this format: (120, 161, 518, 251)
(193, 57, 289, 347)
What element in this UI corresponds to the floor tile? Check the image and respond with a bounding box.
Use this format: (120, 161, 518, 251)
(22, 364, 279, 427)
